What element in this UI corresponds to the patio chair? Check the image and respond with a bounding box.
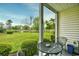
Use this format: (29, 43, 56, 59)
(57, 37, 68, 54)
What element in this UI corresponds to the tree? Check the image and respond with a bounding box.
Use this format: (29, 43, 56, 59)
(6, 19, 12, 25)
(32, 17, 39, 30)
(30, 16, 33, 25)
(12, 25, 21, 30)
(0, 22, 4, 29)
(22, 25, 30, 30)
(0, 22, 4, 33)
(5, 19, 13, 29)
(45, 20, 50, 29)
(45, 18, 55, 29)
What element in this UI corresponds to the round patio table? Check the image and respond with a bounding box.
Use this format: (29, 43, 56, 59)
(38, 42, 63, 56)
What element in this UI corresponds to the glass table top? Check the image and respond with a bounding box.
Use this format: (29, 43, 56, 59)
(38, 42, 63, 54)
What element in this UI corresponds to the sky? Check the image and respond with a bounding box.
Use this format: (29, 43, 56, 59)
(0, 3, 55, 26)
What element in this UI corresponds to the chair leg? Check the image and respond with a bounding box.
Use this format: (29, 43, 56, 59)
(45, 53, 49, 56)
(60, 52, 62, 56)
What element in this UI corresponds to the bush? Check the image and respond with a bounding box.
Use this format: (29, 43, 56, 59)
(6, 30, 13, 34)
(0, 44, 12, 56)
(0, 29, 5, 33)
(51, 35, 55, 43)
(21, 41, 38, 56)
(43, 38, 51, 43)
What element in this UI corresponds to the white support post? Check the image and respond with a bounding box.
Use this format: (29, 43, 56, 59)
(55, 13, 58, 43)
(38, 3, 44, 56)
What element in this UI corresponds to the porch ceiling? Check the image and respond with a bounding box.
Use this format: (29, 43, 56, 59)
(44, 3, 79, 12)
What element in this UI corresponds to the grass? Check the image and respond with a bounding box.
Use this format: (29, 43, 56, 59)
(0, 32, 54, 53)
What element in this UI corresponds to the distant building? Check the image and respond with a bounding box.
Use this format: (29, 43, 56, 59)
(3, 23, 11, 29)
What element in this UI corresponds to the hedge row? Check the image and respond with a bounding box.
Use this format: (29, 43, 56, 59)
(21, 41, 38, 56)
(0, 44, 12, 56)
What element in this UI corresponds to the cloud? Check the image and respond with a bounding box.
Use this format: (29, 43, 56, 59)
(0, 3, 55, 26)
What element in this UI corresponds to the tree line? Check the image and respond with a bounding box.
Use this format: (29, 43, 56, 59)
(0, 16, 55, 32)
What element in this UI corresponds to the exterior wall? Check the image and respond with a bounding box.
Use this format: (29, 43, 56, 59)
(59, 5, 79, 47)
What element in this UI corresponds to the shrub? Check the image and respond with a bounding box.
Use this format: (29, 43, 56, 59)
(0, 44, 12, 56)
(0, 29, 5, 33)
(21, 41, 38, 56)
(6, 30, 13, 34)
(43, 38, 51, 43)
(51, 35, 55, 43)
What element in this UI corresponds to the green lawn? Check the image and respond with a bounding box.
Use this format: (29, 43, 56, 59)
(0, 32, 53, 53)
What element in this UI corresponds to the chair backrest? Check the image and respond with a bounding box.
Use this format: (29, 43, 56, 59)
(58, 37, 68, 46)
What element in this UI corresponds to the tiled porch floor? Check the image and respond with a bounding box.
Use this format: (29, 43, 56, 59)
(35, 50, 72, 56)
(60, 50, 72, 56)
(9, 50, 72, 56)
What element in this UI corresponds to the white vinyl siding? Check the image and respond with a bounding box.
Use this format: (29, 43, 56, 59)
(59, 5, 79, 47)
